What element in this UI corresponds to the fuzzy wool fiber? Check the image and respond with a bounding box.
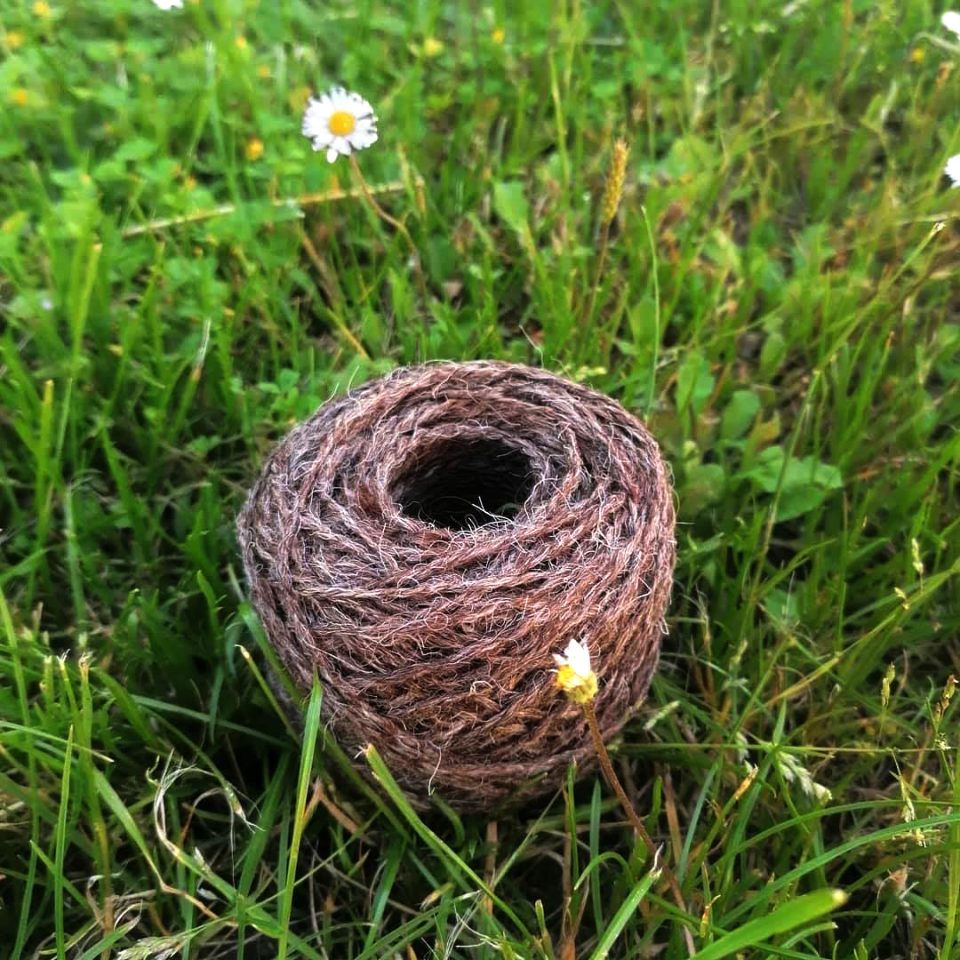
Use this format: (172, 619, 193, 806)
(238, 361, 676, 810)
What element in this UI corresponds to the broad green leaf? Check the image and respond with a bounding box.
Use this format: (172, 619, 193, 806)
(492, 180, 530, 238)
(721, 389, 760, 440)
(744, 446, 843, 521)
(759, 330, 787, 378)
(677, 351, 714, 417)
(114, 137, 158, 164)
(682, 462, 726, 516)
(763, 587, 800, 629)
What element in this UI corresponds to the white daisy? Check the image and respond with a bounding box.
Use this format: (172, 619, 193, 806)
(942, 10, 960, 37)
(945, 154, 960, 187)
(153, 0, 184, 9)
(302, 87, 379, 163)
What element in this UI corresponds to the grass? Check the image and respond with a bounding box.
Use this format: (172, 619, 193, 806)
(1, 0, 959, 956)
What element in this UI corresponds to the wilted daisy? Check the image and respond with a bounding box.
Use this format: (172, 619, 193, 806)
(152, 0, 184, 8)
(553, 639, 598, 705)
(302, 87, 378, 163)
(942, 10, 960, 38)
(945, 155, 960, 188)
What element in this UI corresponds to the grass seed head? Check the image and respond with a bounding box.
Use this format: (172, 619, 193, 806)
(601, 138, 630, 225)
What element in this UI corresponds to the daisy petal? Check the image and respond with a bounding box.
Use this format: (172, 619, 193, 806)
(943, 10, 960, 37)
(302, 86, 379, 162)
(946, 154, 960, 187)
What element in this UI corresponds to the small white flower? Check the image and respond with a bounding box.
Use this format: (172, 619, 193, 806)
(553, 639, 598, 704)
(942, 10, 960, 37)
(945, 154, 960, 188)
(153, 0, 184, 9)
(302, 87, 378, 163)
(556, 638, 591, 677)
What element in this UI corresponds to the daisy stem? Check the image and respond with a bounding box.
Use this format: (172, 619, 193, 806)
(583, 701, 695, 955)
(349, 155, 427, 304)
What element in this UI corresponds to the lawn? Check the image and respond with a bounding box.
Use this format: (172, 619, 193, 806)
(2, 0, 960, 957)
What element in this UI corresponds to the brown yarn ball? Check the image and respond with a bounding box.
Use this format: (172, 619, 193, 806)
(238, 361, 676, 811)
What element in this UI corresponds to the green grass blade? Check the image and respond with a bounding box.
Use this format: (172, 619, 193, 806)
(363, 743, 529, 935)
(277, 680, 322, 960)
(692, 889, 847, 960)
(587, 865, 663, 960)
(53, 723, 74, 959)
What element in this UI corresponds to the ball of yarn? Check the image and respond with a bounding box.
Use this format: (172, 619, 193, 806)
(238, 361, 676, 811)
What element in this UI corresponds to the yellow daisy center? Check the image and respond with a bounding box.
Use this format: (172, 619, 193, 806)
(328, 111, 357, 136)
(555, 664, 598, 704)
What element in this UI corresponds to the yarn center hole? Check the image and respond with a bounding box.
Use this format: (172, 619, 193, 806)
(392, 438, 536, 530)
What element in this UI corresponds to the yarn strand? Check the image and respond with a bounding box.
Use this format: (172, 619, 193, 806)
(238, 361, 676, 810)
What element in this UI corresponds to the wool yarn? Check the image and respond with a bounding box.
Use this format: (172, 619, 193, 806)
(238, 361, 676, 811)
